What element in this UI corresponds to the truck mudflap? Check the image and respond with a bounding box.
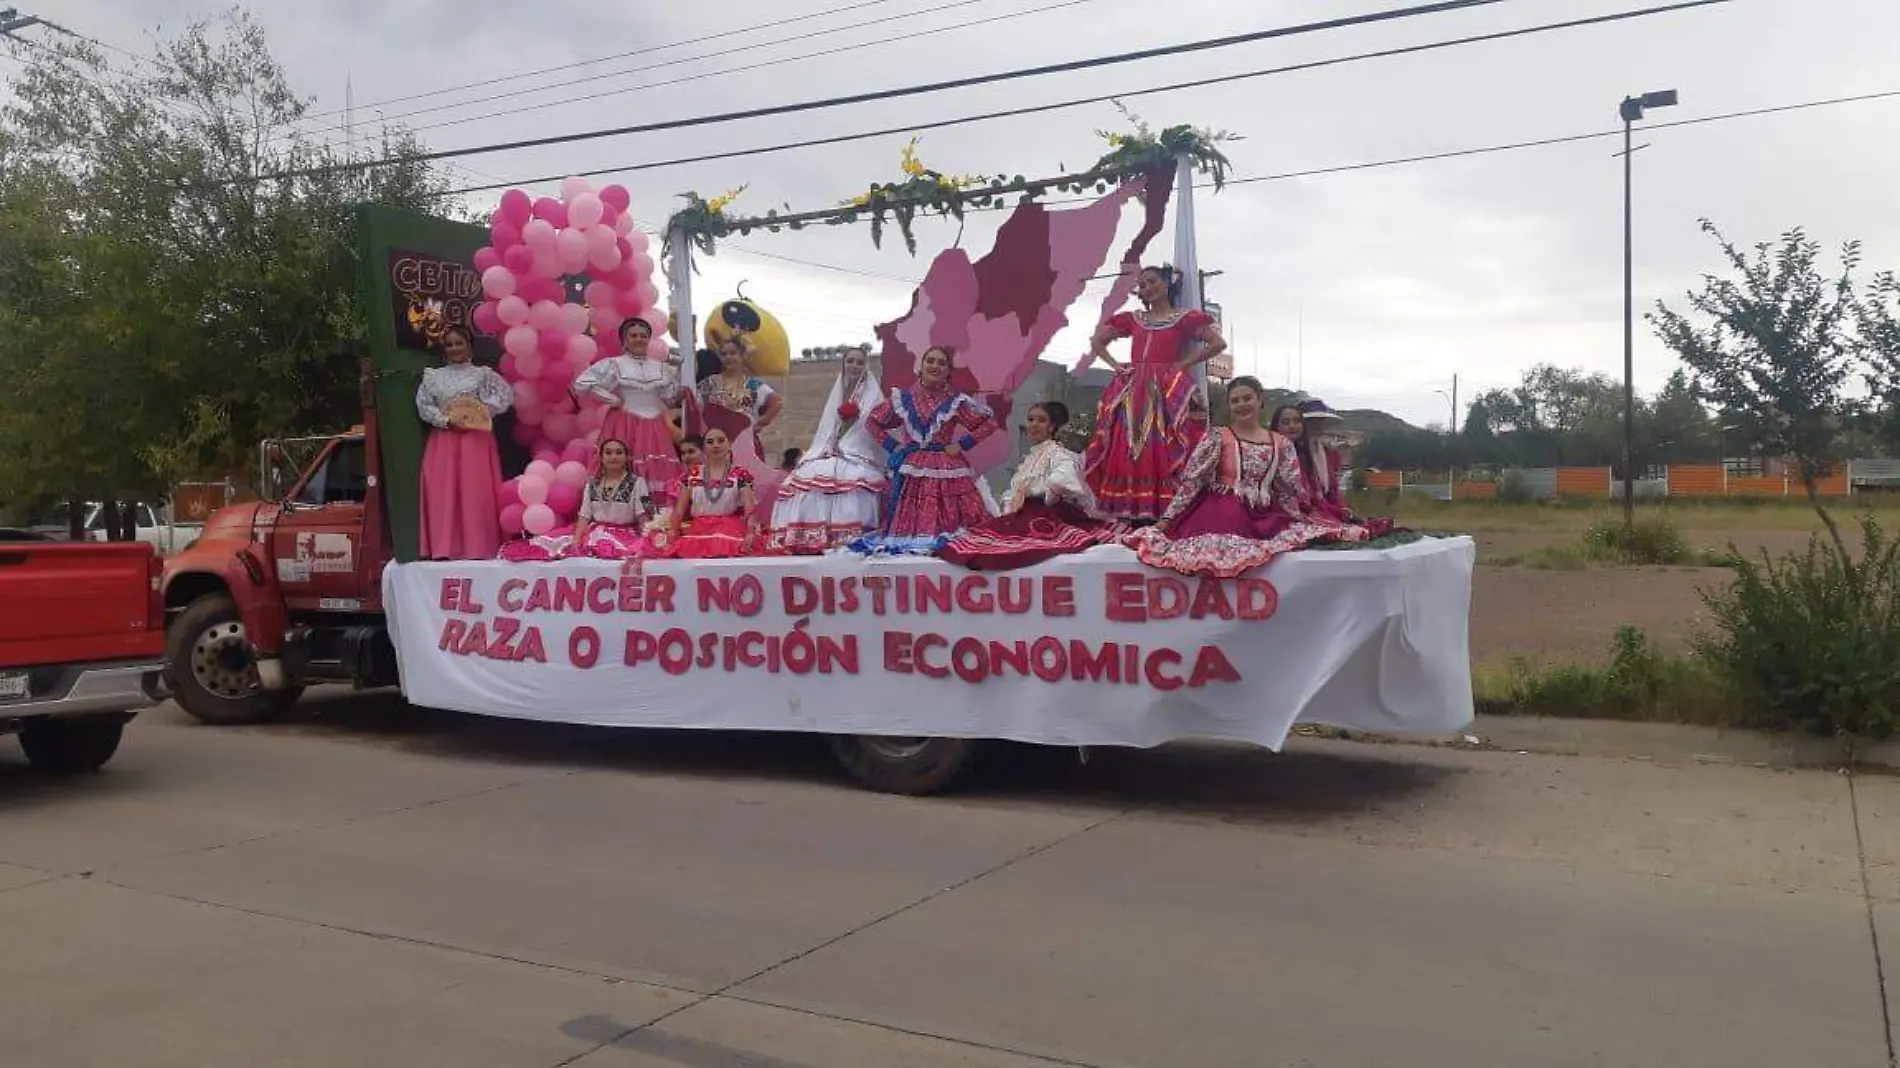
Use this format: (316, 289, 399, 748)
(0, 659, 168, 720)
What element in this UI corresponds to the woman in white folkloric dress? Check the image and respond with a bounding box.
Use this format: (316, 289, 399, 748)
(769, 346, 886, 552)
(939, 401, 1125, 570)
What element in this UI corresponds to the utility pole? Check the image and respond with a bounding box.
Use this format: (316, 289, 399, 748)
(1451, 373, 1458, 436)
(1618, 88, 1679, 529)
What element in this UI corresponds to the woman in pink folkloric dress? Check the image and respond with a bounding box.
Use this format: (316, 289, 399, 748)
(1081, 264, 1228, 523)
(416, 324, 512, 561)
(855, 345, 1000, 552)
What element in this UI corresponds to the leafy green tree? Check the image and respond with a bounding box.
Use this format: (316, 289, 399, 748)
(1650, 221, 1862, 561)
(0, 11, 447, 517)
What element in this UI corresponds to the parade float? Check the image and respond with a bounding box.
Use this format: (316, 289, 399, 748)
(162, 124, 1475, 794)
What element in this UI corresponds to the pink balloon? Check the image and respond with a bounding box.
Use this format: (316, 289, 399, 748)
(553, 460, 588, 486)
(565, 334, 598, 364)
(547, 480, 582, 516)
(480, 265, 516, 300)
(560, 176, 593, 202)
(527, 300, 563, 333)
(559, 302, 589, 337)
(472, 247, 501, 273)
(588, 241, 622, 273)
(502, 244, 535, 277)
(556, 229, 589, 274)
(598, 204, 620, 234)
(590, 304, 622, 336)
(525, 459, 556, 481)
(616, 287, 646, 315)
(514, 348, 544, 380)
(522, 504, 557, 536)
(503, 325, 538, 359)
(646, 306, 669, 336)
(490, 219, 522, 251)
(497, 479, 520, 510)
(499, 503, 527, 537)
(511, 380, 541, 409)
(629, 253, 653, 278)
(568, 192, 604, 230)
(471, 302, 501, 336)
(613, 213, 636, 237)
(582, 280, 615, 309)
(562, 439, 596, 464)
(625, 229, 650, 254)
(539, 356, 572, 387)
(530, 248, 562, 279)
(514, 399, 545, 426)
(497, 295, 530, 328)
(516, 276, 557, 304)
(522, 218, 557, 250)
(637, 281, 659, 308)
(545, 415, 579, 445)
(600, 184, 631, 212)
(605, 262, 639, 290)
(586, 225, 618, 253)
(517, 473, 550, 507)
(646, 337, 669, 361)
(532, 196, 569, 227)
(499, 353, 519, 379)
(499, 189, 532, 226)
(537, 329, 567, 359)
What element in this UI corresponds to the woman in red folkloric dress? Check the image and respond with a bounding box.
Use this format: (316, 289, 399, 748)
(1081, 264, 1228, 522)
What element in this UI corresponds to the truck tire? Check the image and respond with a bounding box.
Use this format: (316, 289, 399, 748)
(827, 736, 982, 795)
(167, 594, 302, 725)
(19, 716, 125, 773)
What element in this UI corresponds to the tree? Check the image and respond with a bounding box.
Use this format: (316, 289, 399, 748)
(1860, 271, 1900, 456)
(1645, 369, 1716, 464)
(1650, 221, 1861, 562)
(0, 12, 448, 513)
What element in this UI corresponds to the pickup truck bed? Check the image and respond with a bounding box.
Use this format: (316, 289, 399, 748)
(1, 542, 168, 771)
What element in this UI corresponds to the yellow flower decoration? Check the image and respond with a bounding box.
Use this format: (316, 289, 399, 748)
(899, 137, 927, 178)
(705, 184, 748, 215)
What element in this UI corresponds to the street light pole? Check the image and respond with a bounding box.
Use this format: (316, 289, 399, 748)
(1619, 88, 1678, 529)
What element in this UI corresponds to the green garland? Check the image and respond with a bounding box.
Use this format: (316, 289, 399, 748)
(662, 111, 1238, 257)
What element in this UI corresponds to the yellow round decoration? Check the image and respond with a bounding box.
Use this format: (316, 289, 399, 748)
(704, 296, 790, 377)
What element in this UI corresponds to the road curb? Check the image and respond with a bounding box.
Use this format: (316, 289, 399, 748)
(1301, 715, 1900, 771)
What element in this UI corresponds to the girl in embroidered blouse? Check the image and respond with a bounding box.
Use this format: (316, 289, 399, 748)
(499, 438, 656, 562)
(852, 345, 1000, 552)
(769, 345, 887, 553)
(940, 401, 1124, 571)
(1080, 264, 1227, 523)
(1286, 397, 1393, 535)
(416, 324, 513, 561)
(570, 316, 682, 505)
(1128, 378, 1372, 578)
(688, 333, 782, 445)
(653, 427, 763, 559)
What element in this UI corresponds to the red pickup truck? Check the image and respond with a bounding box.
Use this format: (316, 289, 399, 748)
(0, 540, 169, 772)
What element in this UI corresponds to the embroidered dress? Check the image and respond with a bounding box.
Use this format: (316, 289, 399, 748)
(499, 475, 655, 562)
(939, 441, 1125, 571)
(687, 373, 778, 443)
(1294, 440, 1395, 536)
(571, 355, 682, 504)
(769, 367, 886, 552)
(417, 363, 513, 560)
(1081, 308, 1213, 521)
(655, 464, 758, 559)
(848, 384, 1000, 555)
(1128, 429, 1374, 578)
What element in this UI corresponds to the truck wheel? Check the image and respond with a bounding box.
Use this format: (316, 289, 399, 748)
(167, 594, 302, 725)
(827, 736, 982, 796)
(19, 716, 125, 773)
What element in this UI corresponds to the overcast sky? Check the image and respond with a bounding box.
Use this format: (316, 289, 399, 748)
(21, 0, 1900, 427)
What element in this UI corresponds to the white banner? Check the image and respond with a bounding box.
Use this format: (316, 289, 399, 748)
(383, 538, 1475, 751)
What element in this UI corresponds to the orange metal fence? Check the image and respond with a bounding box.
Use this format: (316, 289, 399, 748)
(1554, 467, 1611, 498)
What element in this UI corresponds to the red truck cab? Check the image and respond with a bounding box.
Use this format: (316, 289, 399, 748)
(161, 416, 401, 725)
(1, 540, 168, 771)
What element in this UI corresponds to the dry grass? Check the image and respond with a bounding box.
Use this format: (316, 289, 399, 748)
(1365, 495, 1900, 536)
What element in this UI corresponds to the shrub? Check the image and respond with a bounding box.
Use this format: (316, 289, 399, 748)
(1697, 517, 1900, 740)
(1474, 626, 1726, 723)
(1497, 469, 1535, 504)
(1581, 514, 1689, 565)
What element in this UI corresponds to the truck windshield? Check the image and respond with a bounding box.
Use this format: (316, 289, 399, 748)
(295, 440, 369, 507)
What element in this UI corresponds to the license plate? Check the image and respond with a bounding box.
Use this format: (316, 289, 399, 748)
(0, 672, 27, 701)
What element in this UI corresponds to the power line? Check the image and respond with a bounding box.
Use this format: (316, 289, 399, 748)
(292, 0, 917, 125)
(221, 0, 1528, 186)
(433, 0, 1728, 197)
(294, 0, 1087, 143)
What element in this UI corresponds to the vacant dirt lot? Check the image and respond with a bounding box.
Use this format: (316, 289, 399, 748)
(1397, 501, 1899, 667)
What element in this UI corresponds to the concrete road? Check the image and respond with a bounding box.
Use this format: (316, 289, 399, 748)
(2, 693, 1894, 1068)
